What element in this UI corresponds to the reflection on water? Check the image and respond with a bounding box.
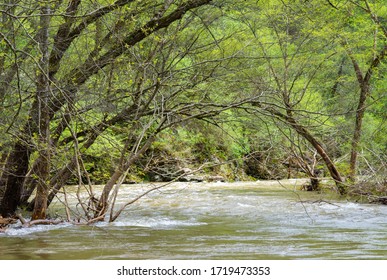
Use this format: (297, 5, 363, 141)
(1, 180, 386, 259)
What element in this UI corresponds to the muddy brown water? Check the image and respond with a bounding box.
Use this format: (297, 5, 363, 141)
(1, 180, 386, 259)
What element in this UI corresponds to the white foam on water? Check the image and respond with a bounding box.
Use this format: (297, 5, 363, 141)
(236, 202, 255, 208)
(101, 217, 208, 229)
(3, 222, 72, 236)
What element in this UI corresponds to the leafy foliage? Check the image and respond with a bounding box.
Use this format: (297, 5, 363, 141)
(1, 0, 386, 221)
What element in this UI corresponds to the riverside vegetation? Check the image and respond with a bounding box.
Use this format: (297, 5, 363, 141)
(0, 0, 386, 230)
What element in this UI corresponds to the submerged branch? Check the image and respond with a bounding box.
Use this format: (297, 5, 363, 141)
(16, 214, 63, 227)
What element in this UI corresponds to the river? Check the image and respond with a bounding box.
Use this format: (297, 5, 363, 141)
(1, 180, 386, 259)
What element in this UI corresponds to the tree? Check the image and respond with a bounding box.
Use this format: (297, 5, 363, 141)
(31, 2, 52, 220)
(343, 0, 387, 180)
(1, 0, 259, 224)
(1, 0, 386, 228)
(234, 0, 346, 192)
(0, 0, 216, 219)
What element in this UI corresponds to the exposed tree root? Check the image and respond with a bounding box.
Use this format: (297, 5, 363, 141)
(0, 216, 18, 230)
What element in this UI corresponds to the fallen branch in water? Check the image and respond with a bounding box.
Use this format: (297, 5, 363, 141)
(16, 213, 63, 227)
(27, 219, 64, 227)
(1, 213, 99, 233)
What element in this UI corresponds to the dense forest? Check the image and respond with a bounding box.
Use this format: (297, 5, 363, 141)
(0, 0, 386, 227)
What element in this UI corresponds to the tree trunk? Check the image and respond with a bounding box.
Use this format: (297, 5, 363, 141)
(0, 141, 30, 217)
(349, 86, 367, 180)
(263, 105, 345, 194)
(0, 152, 9, 194)
(94, 136, 155, 220)
(0, 0, 17, 104)
(287, 117, 345, 194)
(21, 106, 74, 208)
(31, 3, 51, 220)
(308, 170, 321, 191)
(346, 43, 386, 180)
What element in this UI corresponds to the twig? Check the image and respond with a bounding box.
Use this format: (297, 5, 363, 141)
(277, 179, 315, 223)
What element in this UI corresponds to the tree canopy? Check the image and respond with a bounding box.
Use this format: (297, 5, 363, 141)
(1, 0, 386, 224)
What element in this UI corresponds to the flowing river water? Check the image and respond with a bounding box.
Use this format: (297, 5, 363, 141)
(1, 180, 386, 259)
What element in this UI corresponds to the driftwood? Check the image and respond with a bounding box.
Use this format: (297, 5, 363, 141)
(0, 214, 64, 233)
(369, 196, 387, 205)
(26, 219, 64, 227)
(16, 214, 64, 227)
(0, 216, 18, 228)
(0, 217, 17, 225)
(0, 216, 17, 233)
